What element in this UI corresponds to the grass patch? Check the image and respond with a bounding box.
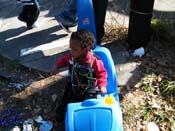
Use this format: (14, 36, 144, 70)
(151, 19, 175, 42)
(0, 79, 9, 87)
(140, 73, 175, 130)
(0, 56, 20, 71)
(160, 79, 175, 100)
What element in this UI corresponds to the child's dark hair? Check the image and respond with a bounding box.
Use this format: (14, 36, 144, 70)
(70, 30, 95, 49)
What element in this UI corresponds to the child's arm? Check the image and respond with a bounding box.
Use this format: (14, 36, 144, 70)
(92, 58, 107, 94)
(51, 64, 60, 75)
(51, 53, 71, 75)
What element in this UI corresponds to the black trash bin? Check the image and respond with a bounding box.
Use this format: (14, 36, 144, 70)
(127, 0, 155, 50)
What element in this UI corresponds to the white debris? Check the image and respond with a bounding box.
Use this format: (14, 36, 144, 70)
(132, 47, 145, 58)
(35, 115, 45, 123)
(8, 80, 32, 90)
(8, 83, 24, 89)
(23, 119, 33, 131)
(12, 126, 21, 131)
(147, 122, 160, 131)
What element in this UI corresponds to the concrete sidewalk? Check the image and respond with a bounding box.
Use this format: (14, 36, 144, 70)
(0, 0, 175, 86)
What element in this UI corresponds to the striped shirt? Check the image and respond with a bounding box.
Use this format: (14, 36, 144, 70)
(17, 0, 35, 6)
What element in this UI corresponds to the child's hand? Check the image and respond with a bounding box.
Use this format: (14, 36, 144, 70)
(51, 64, 59, 75)
(99, 87, 107, 94)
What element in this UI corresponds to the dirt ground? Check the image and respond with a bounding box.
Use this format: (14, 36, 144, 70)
(0, 61, 67, 130)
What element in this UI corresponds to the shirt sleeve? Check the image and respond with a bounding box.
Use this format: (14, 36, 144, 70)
(92, 57, 107, 88)
(56, 53, 71, 68)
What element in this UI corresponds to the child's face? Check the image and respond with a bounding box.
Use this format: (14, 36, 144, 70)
(69, 39, 84, 59)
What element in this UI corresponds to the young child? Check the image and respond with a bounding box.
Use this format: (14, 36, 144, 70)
(17, 0, 40, 29)
(51, 29, 107, 122)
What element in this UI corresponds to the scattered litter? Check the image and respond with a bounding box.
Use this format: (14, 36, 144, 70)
(12, 126, 21, 131)
(23, 118, 33, 131)
(35, 115, 44, 124)
(39, 121, 53, 131)
(147, 122, 160, 131)
(132, 47, 145, 58)
(35, 116, 53, 130)
(8, 80, 32, 90)
(8, 83, 25, 90)
(0, 108, 23, 127)
(0, 114, 53, 131)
